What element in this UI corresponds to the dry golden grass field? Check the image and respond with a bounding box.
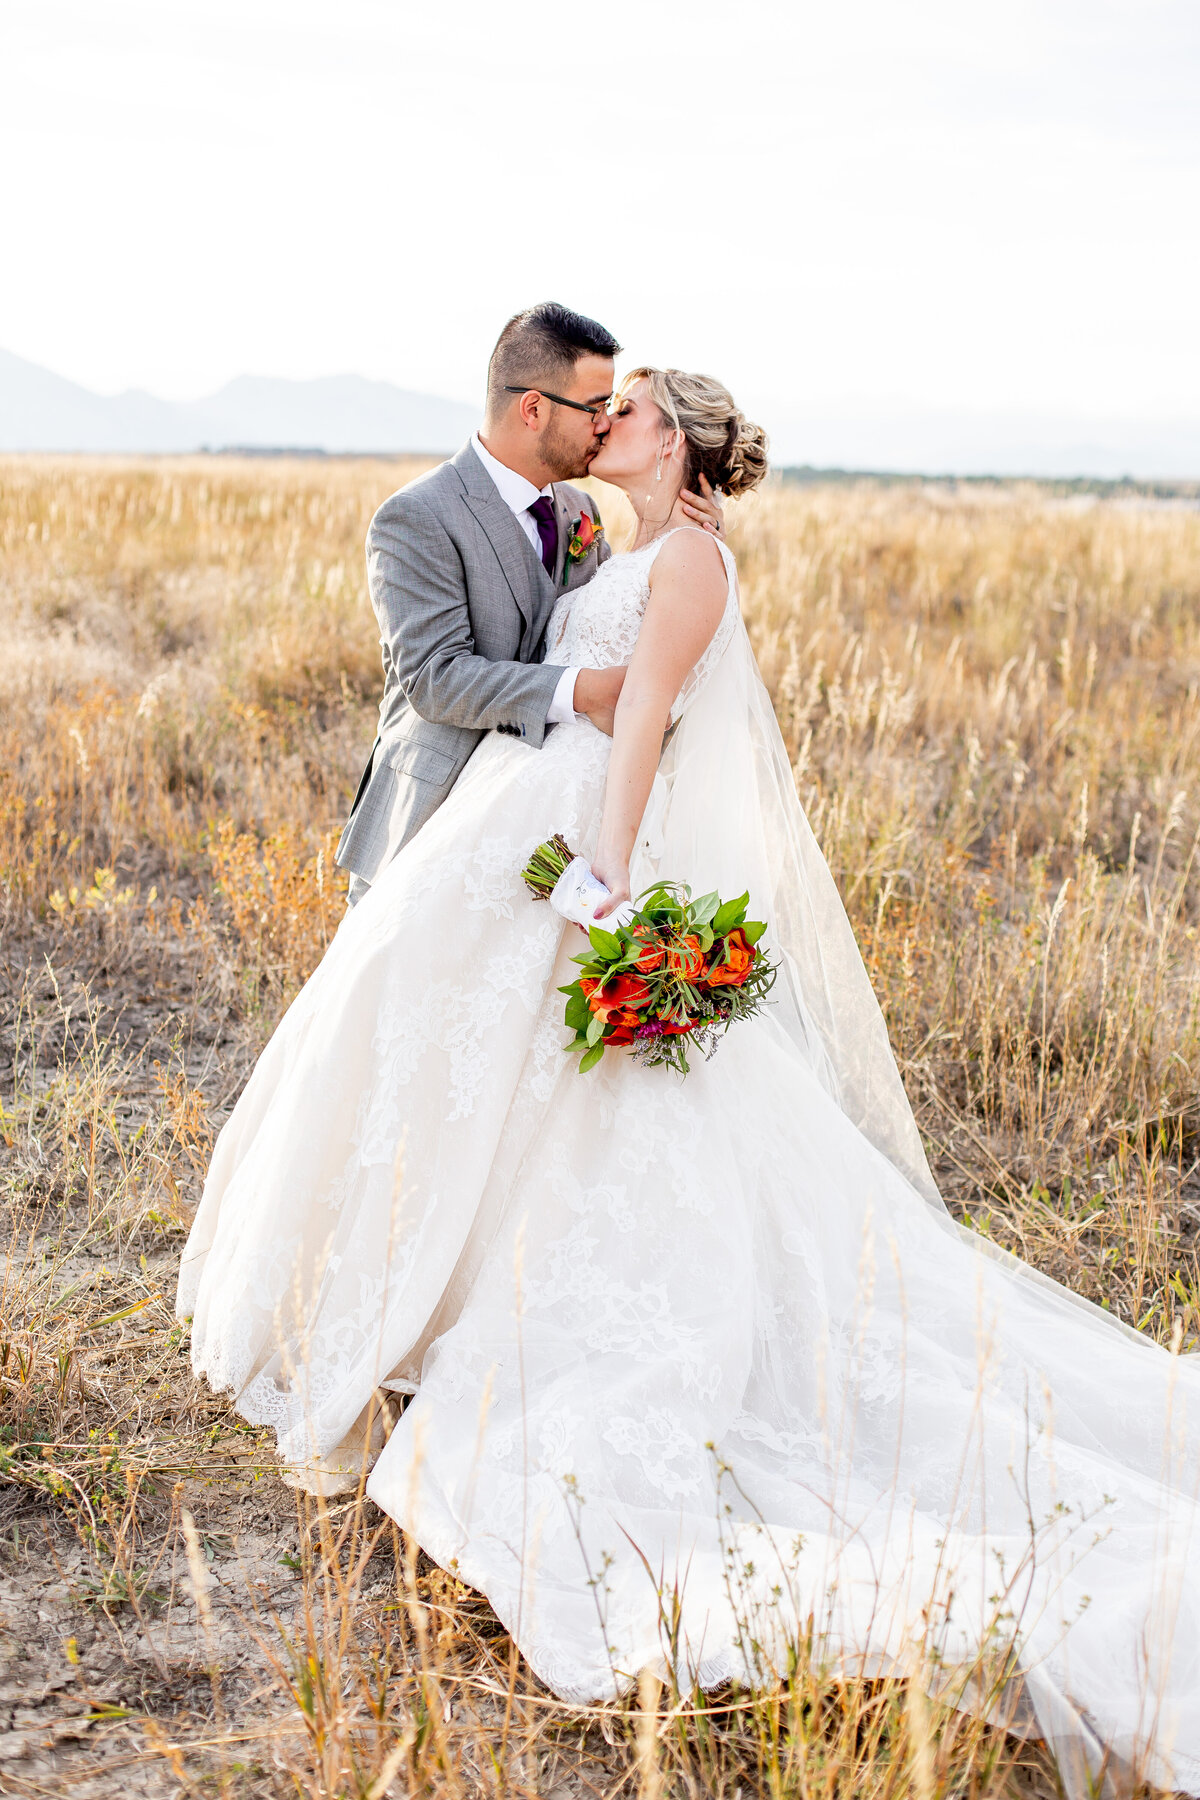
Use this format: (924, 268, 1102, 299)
(1, 454, 1199, 1798)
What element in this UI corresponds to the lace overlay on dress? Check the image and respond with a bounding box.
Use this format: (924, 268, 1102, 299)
(178, 536, 739, 1481)
(544, 528, 740, 724)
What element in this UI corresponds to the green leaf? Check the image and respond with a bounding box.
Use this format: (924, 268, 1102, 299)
(742, 919, 768, 945)
(712, 893, 750, 935)
(564, 995, 591, 1033)
(690, 890, 721, 927)
(637, 884, 684, 923)
(588, 925, 622, 959)
(586, 1012, 606, 1047)
(578, 1041, 605, 1074)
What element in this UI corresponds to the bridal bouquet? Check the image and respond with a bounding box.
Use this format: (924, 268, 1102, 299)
(522, 835, 776, 1075)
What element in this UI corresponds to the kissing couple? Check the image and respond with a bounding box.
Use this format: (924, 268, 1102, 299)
(178, 303, 1200, 1799)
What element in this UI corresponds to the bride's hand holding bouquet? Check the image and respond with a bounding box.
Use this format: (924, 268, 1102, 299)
(587, 844, 632, 923)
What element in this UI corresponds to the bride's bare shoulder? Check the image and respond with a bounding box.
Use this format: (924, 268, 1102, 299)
(647, 526, 728, 598)
(636, 530, 729, 663)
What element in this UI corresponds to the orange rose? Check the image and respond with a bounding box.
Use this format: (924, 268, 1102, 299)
(706, 928, 756, 988)
(666, 934, 706, 980)
(631, 933, 665, 973)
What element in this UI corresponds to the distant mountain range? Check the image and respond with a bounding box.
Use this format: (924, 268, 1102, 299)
(2, 347, 1196, 479)
(0, 348, 480, 454)
(754, 400, 1200, 483)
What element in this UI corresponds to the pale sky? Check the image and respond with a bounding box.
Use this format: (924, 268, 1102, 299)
(2, 0, 1198, 452)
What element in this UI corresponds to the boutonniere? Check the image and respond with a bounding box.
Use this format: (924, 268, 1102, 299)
(563, 512, 603, 582)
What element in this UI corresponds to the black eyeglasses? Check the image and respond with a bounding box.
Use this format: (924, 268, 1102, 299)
(504, 385, 611, 417)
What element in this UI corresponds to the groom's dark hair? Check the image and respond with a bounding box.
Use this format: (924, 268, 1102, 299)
(486, 302, 621, 415)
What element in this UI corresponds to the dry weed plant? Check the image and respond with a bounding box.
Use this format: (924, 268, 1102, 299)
(1, 454, 1198, 1797)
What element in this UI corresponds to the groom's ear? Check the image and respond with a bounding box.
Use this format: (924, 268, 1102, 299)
(488, 387, 553, 436)
(517, 390, 548, 432)
(482, 383, 534, 435)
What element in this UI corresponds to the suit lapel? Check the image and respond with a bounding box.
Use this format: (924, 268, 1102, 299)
(453, 441, 544, 631)
(551, 484, 575, 589)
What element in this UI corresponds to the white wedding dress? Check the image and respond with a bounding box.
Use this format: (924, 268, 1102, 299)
(179, 531, 1200, 1799)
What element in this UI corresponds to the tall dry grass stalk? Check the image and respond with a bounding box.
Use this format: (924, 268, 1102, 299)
(2, 455, 1198, 1795)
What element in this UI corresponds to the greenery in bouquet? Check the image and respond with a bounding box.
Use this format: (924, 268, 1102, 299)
(567, 885, 774, 1073)
(520, 836, 776, 1075)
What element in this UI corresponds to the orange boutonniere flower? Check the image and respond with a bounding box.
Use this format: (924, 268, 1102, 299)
(563, 511, 602, 581)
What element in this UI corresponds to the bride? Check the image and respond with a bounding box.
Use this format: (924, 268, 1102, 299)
(178, 367, 1200, 1798)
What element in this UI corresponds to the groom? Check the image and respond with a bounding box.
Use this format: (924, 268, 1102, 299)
(335, 301, 720, 904)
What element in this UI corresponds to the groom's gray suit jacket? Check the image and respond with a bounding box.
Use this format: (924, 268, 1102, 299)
(335, 440, 609, 884)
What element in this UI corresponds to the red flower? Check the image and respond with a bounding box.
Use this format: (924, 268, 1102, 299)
(565, 511, 603, 575)
(661, 1020, 696, 1035)
(584, 971, 651, 1023)
(706, 928, 756, 988)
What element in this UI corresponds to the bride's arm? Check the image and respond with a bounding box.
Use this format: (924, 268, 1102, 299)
(591, 531, 728, 918)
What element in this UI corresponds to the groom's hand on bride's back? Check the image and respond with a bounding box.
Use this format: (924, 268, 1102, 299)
(574, 666, 626, 736)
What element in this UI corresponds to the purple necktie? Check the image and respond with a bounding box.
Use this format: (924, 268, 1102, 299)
(527, 495, 557, 576)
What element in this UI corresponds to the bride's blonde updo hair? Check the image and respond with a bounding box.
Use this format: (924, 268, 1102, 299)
(618, 366, 769, 499)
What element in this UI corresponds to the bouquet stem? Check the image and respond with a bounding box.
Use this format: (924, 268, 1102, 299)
(523, 834, 577, 900)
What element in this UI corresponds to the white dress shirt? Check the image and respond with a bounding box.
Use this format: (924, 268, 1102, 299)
(471, 433, 581, 726)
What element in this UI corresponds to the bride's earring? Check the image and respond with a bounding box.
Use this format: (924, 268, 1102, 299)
(655, 448, 663, 482)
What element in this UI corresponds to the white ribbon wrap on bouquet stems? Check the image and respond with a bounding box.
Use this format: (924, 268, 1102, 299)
(549, 856, 637, 931)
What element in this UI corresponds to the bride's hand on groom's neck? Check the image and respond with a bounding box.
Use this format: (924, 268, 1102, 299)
(574, 666, 626, 737)
(679, 472, 724, 539)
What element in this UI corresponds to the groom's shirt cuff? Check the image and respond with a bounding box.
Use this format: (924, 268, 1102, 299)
(546, 667, 582, 726)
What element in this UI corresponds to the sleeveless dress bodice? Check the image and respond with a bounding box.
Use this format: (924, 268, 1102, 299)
(544, 528, 740, 724)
